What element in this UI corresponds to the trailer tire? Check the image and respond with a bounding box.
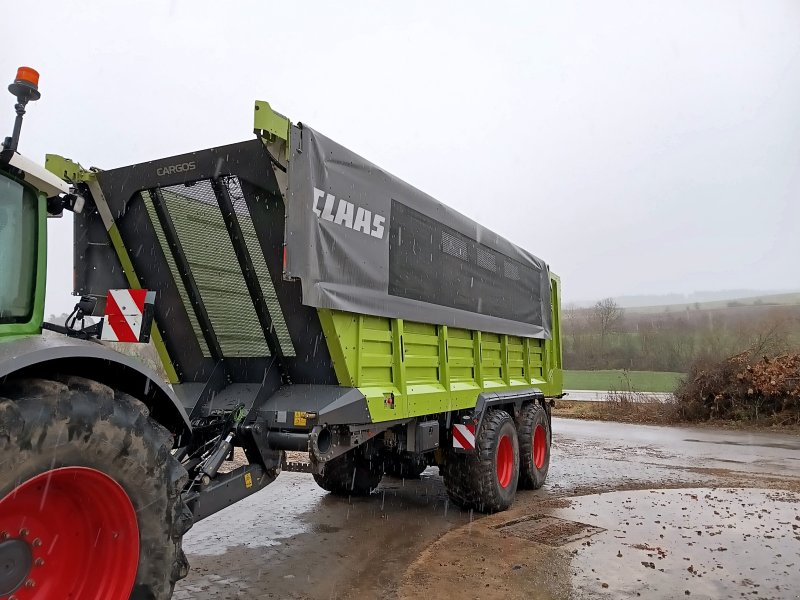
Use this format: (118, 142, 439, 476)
(517, 402, 551, 490)
(383, 454, 428, 479)
(0, 376, 192, 600)
(312, 447, 383, 496)
(442, 409, 519, 513)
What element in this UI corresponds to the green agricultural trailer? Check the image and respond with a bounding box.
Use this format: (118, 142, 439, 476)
(0, 67, 562, 599)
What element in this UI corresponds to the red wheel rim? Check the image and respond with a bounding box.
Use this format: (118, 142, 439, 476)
(0, 467, 139, 600)
(533, 424, 547, 470)
(496, 434, 514, 489)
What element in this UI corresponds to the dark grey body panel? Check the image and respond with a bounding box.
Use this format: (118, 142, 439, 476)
(286, 124, 553, 339)
(255, 384, 371, 428)
(0, 335, 191, 438)
(74, 141, 338, 390)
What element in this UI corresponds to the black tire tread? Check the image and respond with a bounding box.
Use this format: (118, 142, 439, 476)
(516, 402, 551, 490)
(442, 410, 519, 513)
(383, 454, 427, 479)
(0, 376, 191, 600)
(312, 448, 383, 496)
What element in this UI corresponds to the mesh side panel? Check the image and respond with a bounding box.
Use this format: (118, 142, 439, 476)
(141, 192, 211, 357)
(389, 200, 543, 325)
(442, 230, 468, 260)
(159, 182, 270, 357)
(477, 247, 497, 271)
(223, 177, 296, 357)
(504, 260, 520, 280)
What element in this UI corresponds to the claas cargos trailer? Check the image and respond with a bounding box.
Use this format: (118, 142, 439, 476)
(0, 66, 561, 599)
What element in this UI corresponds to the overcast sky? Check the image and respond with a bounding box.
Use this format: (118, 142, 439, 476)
(3, 0, 799, 316)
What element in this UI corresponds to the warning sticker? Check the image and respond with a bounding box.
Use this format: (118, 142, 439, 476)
(293, 412, 308, 427)
(244, 472, 253, 489)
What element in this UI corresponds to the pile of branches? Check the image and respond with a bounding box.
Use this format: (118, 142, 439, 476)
(675, 352, 800, 423)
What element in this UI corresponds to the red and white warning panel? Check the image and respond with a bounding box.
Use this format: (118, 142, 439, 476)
(100, 289, 156, 343)
(452, 423, 476, 451)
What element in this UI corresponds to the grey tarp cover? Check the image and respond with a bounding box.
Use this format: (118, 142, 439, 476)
(285, 124, 552, 339)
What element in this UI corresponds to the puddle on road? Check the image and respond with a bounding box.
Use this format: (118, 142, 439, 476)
(683, 439, 800, 451)
(182, 472, 326, 556)
(178, 468, 473, 599)
(550, 488, 800, 599)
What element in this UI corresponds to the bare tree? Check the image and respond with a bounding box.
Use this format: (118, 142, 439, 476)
(592, 297, 623, 352)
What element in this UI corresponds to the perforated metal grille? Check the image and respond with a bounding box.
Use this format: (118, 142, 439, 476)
(477, 247, 497, 272)
(156, 182, 270, 357)
(442, 230, 468, 261)
(223, 177, 295, 356)
(141, 192, 211, 357)
(389, 200, 543, 325)
(504, 260, 520, 280)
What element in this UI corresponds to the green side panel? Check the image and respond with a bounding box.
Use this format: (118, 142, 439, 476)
(141, 194, 211, 358)
(156, 184, 270, 357)
(42, 160, 181, 383)
(543, 273, 564, 395)
(226, 178, 295, 356)
(44, 154, 92, 183)
(106, 223, 180, 384)
(253, 101, 290, 142)
(318, 274, 563, 423)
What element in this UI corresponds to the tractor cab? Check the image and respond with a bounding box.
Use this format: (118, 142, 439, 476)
(0, 67, 80, 338)
(0, 171, 40, 330)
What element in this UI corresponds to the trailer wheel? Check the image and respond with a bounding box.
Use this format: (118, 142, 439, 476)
(442, 409, 519, 513)
(0, 377, 192, 600)
(383, 454, 428, 479)
(312, 447, 383, 496)
(517, 402, 551, 490)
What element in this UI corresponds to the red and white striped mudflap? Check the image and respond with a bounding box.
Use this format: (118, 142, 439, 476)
(100, 289, 155, 343)
(452, 423, 476, 451)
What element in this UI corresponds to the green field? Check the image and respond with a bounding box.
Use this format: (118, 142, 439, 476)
(623, 292, 800, 315)
(563, 370, 684, 392)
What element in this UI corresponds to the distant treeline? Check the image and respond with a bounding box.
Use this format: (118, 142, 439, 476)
(562, 300, 800, 372)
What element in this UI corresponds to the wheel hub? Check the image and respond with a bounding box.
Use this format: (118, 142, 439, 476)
(0, 538, 32, 595)
(496, 434, 514, 488)
(0, 467, 140, 599)
(533, 424, 547, 469)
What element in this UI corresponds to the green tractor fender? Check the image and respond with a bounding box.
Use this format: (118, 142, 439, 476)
(0, 334, 192, 442)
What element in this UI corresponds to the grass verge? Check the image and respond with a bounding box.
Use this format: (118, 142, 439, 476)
(553, 397, 800, 432)
(563, 369, 684, 392)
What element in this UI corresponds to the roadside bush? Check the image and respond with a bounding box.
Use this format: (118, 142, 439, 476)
(602, 387, 681, 424)
(675, 352, 800, 423)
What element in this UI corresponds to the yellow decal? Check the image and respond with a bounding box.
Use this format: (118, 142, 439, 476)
(244, 472, 253, 489)
(293, 412, 308, 427)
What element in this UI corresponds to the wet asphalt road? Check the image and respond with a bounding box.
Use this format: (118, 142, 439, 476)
(563, 390, 674, 402)
(173, 418, 800, 599)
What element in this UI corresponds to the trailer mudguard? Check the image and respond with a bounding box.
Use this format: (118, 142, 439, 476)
(0, 335, 191, 440)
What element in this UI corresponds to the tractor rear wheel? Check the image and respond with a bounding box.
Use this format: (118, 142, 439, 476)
(517, 402, 551, 490)
(312, 447, 383, 496)
(0, 376, 192, 600)
(442, 409, 519, 513)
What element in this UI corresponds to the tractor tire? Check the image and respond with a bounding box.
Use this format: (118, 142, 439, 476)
(0, 376, 192, 600)
(312, 447, 383, 496)
(517, 402, 551, 490)
(383, 453, 428, 479)
(442, 409, 519, 513)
